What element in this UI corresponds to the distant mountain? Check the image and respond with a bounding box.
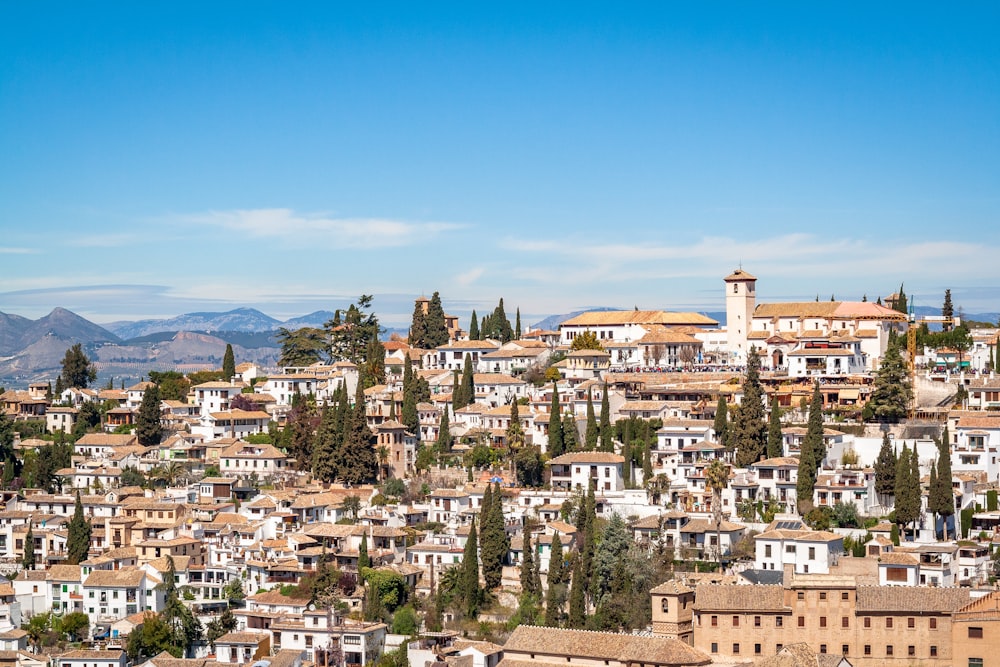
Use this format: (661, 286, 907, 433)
(105, 307, 283, 338)
(0, 307, 120, 356)
(281, 310, 337, 330)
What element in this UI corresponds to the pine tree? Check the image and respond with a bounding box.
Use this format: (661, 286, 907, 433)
(337, 383, 377, 484)
(136, 384, 163, 447)
(460, 519, 481, 617)
(714, 396, 729, 450)
(424, 292, 450, 348)
(767, 396, 783, 458)
(520, 529, 536, 595)
(871, 338, 912, 422)
(22, 522, 35, 570)
(469, 310, 480, 340)
(796, 382, 824, 504)
(60, 343, 97, 389)
(515, 308, 522, 340)
(548, 383, 564, 457)
(359, 533, 370, 570)
(66, 491, 92, 564)
(222, 344, 236, 380)
(585, 389, 598, 450)
(731, 347, 767, 467)
(435, 410, 451, 453)
(409, 299, 428, 348)
(599, 384, 612, 451)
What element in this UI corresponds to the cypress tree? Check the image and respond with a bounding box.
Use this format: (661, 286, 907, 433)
(359, 533, 370, 570)
(460, 519, 481, 617)
(435, 410, 451, 453)
(469, 310, 480, 340)
(312, 403, 339, 482)
(451, 370, 463, 410)
(568, 558, 587, 628)
(480, 483, 509, 590)
(136, 384, 163, 447)
(338, 382, 377, 484)
(520, 529, 536, 595)
(23, 522, 35, 570)
(942, 289, 954, 331)
(796, 382, 824, 503)
(459, 355, 475, 408)
(409, 299, 428, 348)
(401, 361, 419, 435)
(548, 383, 564, 457)
(515, 308, 522, 340)
(424, 292, 450, 348)
(599, 384, 612, 452)
(66, 491, 92, 564)
(714, 396, 729, 450)
(562, 412, 578, 452)
(894, 444, 919, 540)
(767, 396, 783, 458)
(874, 432, 897, 505)
(936, 428, 954, 537)
(545, 533, 565, 626)
(731, 347, 768, 467)
(622, 437, 631, 488)
(480, 315, 487, 340)
(506, 399, 524, 450)
(641, 420, 653, 481)
(585, 389, 598, 450)
(928, 461, 941, 539)
(222, 344, 236, 380)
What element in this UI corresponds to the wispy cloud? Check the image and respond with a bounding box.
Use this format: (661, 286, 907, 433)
(180, 208, 466, 248)
(69, 233, 144, 248)
(455, 267, 485, 286)
(0, 246, 38, 254)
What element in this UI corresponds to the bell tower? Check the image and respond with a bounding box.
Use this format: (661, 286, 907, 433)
(724, 268, 757, 364)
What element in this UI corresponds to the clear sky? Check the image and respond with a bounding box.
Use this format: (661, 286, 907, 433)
(2, 2, 998, 327)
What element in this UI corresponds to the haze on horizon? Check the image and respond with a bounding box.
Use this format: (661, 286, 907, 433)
(1, 3, 998, 327)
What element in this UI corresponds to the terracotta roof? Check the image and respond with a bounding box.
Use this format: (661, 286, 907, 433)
(693, 584, 787, 611)
(724, 269, 757, 282)
(561, 310, 718, 327)
(502, 625, 710, 665)
(855, 586, 970, 612)
(548, 452, 624, 465)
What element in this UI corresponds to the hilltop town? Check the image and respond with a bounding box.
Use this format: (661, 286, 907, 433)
(1, 270, 999, 667)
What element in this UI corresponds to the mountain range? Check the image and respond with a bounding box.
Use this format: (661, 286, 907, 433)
(104, 308, 335, 339)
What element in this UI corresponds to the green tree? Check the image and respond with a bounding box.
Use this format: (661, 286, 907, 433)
(796, 382, 824, 504)
(894, 444, 919, 541)
(766, 397, 783, 459)
(338, 383, 378, 484)
(731, 347, 767, 467)
(312, 402, 339, 482)
(409, 299, 428, 349)
(584, 389, 598, 450)
(22, 522, 35, 570)
(589, 513, 630, 606)
(435, 410, 451, 453)
(1, 409, 21, 486)
(60, 344, 96, 389)
(205, 607, 238, 650)
(934, 430, 955, 538)
(942, 289, 954, 331)
(361, 336, 386, 389)
(870, 338, 912, 422)
(567, 558, 587, 628)
(127, 613, 175, 661)
(873, 431, 897, 505)
(135, 384, 163, 447)
(401, 361, 420, 436)
(714, 396, 729, 450)
(562, 411, 579, 452)
(515, 308, 522, 340)
(158, 556, 203, 656)
(455, 355, 475, 410)
(148, 371, 190, 401)
(520, 529, 536, 596)
(359, 533, 370, 570)
(59, 611, 90, 642)
(570, 330, 603, 351)
(277, 327, 327, 367)
(468, 310, 480, 340)
(66, 491, 91, 564)
(222, 344, 236, 380)
(423, 292, 450, 348)
(515, 447, 544, 487)
(547, 383, 564, 457)
(705, 460, 730, 563)
(506, 399, 525, 451)
(544, 534, 566, 626)
(459, 519, 481, 617)
(893, 283, 908, 315)
(599, 384, 612, 451)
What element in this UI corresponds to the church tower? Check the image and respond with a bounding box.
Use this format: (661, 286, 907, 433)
(724, 268, 756, 364)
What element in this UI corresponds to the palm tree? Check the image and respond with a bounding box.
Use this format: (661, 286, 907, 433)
(645, 473, 671, 506)
(151, 460, 187, 487)
(705, 459, 730, 564)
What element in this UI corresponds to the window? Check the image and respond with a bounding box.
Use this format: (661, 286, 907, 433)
(765, 545, 772, 557)
(797, 616, 805, 628)
(842, 645, 849, 655)
(969, 659, 984, 667)
(820, 617, 827, 628)
(908, 646, 915, 657)
(796, 591, 804, 600)
(886, 618, 893, 629)
(754, 616, 761, 628)
(864, 646, 871, 656)
(754, 644, 762, 655)
(908, 618, 915, 628)
(710, 643, 718, 654)
(930, 618, 937, 629)
(775, 617, 783, 628)
(820, 645, 827, 654)
(732, 644, 740, 655)
(930, 646, 937, 657)
(711, 615, 718, 627)
(732, 616, 740, 627)
(842, 592, 849, 601)
(819, 592, 826, 600)
(886, 646, 893, 657)
(864, 617, 871, 628)
(842, 617, 849, 628)
(969, 627, 984, 639)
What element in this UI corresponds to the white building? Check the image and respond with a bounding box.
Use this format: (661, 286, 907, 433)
(548, 452, 624, 493)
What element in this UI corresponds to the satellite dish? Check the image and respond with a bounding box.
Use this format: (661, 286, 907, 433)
(308, 603, 316, 611)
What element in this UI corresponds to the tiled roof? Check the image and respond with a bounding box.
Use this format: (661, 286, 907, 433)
(692, 584, 787, 612)
(855, 586, 970, 612)
(561, 310, 718, 327)
(503, 625, 710, 665)
(548, 452, 624, 465)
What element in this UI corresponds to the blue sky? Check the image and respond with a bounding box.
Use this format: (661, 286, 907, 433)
(1, 2, 998, 327)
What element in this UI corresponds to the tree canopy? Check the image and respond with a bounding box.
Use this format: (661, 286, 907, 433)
(60, 344, 96, 389)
